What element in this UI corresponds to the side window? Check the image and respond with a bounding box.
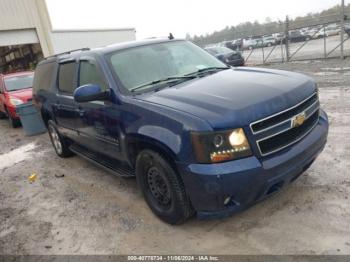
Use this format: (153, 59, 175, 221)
(58, 62, 77, 94)
(79, 60, 108, 91)
(33, 61, 57, 93)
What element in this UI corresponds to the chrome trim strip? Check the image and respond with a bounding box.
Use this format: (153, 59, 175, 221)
(252, 99, 319, 137)
(250, 92, 317, 134)
(56, 93, 74, 99)
(256, 109, 319, 156)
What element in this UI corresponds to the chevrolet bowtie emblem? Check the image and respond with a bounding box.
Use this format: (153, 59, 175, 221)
(291, 112, 306, 128)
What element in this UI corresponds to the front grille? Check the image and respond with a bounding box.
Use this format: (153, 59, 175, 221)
(251, 93, 318, 134)
(250, 92, 320, 157)
(258, 110, 319, 156)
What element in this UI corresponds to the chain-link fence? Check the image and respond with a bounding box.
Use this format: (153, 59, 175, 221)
(203, 6, 350, 65)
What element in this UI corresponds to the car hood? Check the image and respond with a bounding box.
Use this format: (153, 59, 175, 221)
(7, 88, 33, 101)
(137, 67, 316, 129)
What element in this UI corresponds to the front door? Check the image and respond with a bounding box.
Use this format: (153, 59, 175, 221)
(75, 57, 122, 160)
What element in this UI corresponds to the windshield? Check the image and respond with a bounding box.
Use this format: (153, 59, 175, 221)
(109, 41, 226, 91)
(4, 74, 34, 92)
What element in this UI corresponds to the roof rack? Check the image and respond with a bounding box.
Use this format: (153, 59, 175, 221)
(45, 47, 90, 59)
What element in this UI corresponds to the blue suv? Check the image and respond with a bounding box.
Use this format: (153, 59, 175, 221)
(33, 39, 329, 224)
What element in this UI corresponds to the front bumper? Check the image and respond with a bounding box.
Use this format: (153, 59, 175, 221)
(227, 58, 245, 66)
(6, 105, 19, 119)
(178, 110, 328, 219)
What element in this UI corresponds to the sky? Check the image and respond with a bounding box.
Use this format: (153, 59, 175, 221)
(45, 0, 340, 39)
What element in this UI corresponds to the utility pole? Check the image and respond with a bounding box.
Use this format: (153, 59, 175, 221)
(285, 16, 290, 62)
(340, 0, 345, 59)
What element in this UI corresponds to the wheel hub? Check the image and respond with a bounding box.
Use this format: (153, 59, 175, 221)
(49, 126, 62, 154)
(147, 166, 171, 207)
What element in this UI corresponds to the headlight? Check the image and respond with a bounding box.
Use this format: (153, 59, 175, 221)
(191, 128, 252, 163)
(9, 98, 24, 106)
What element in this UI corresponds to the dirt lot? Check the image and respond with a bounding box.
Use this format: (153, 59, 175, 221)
(1, 58, 350, 255)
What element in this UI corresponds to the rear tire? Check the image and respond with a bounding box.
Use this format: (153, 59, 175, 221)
(47, 120, 73, 158)
(135, 150, 194, 224)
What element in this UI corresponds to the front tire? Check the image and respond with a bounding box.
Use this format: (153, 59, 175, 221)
(48, 120, 73, 158)
(136, 150, 194, 224)
(5, 109, 20, 128)
(0, 110, 7, 119)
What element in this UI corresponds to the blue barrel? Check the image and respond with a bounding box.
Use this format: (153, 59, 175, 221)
(16, 102, 46, 136)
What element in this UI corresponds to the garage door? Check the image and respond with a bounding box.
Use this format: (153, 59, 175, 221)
(0, 29, 39, 47)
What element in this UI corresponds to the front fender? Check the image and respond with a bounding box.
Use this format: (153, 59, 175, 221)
(137, 125, 182, 155)
(121, 97, 212, 164)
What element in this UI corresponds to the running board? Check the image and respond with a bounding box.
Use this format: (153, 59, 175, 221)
(69, 144, 135, 177)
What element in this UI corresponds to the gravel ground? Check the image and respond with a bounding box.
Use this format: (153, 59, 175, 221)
(0, 58, 350, 255)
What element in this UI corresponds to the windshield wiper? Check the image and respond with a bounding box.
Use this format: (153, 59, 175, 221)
(185, 66, 230, 77)
(130, 76, 196, 93)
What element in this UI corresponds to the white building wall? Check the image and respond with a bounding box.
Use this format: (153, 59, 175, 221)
(0, 0, 38, 29)
(0, 0, 136, 57)
(0, 0, 54, 56)
(50, 29, 136, 54)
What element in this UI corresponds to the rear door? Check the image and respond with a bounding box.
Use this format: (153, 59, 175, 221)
(53, 61, 79, 140)
(75, 57, 122, 159)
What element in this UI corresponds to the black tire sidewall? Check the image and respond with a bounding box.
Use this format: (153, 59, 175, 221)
(136, 150, 192, 224)
(6, 109, 19, 128)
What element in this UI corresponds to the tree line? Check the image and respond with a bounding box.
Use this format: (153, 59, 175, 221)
(188, 3, 350, 47)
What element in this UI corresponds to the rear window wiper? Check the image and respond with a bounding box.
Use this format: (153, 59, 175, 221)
(130, 75, 196, 93)
(185, 66, 230, 77)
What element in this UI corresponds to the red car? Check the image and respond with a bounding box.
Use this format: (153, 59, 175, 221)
(0, 71, 34, 127)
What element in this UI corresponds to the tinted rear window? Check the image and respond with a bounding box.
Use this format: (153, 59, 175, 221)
(58, 62, 77, 94)
(33, 61, 57, 94)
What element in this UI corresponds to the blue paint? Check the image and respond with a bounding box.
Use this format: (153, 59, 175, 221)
(33, 39, 329, 218)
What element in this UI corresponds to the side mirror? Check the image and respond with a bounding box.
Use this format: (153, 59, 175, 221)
(73, 84, 110, 103)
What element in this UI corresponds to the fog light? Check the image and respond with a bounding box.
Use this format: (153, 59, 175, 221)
(224, 197, 231, 205)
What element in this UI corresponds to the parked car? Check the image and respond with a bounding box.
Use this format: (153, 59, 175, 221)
(0, 71, 34, 127)
(325, 25, 341, 36)
(344, 23, 350, 36)
(33, 39, 329, 224)
(262, 36, 276, 47)
(243, 38, 259, 49)
(225, 39, 243, 51)
(205, 46, 245, 66)
(273, 33, 285, 44)
(288, 30, 311, 42)
(308, 27, 323, 39)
